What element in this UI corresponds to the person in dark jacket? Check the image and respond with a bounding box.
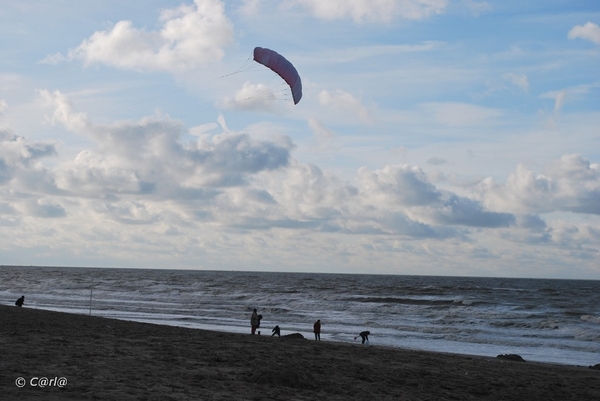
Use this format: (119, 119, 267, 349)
(313, 319, 321, 341)
(271, 325, 281, 337)
(355, 330, 370, 344)
(15, 296, 25, 307)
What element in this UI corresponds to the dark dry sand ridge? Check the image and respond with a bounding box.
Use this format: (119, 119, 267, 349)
(1, 305, 599, 400)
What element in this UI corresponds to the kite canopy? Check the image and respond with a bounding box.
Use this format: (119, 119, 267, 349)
(253, 47, 302, 105)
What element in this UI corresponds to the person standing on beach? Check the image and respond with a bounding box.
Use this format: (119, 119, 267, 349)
(313, 319, 321, 341)
(251, 309, 259, 335)
(271, 325, 280, 337)
(15, 296, 24, 307)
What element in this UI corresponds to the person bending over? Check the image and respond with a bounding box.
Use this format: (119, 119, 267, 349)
(355, 331, 370, 344)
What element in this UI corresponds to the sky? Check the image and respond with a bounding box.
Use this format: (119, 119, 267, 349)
(0, 0, 599, 278)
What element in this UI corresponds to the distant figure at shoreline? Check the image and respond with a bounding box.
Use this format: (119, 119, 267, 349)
(251, 309, 259, 335)
(355, 331, 370, 344)
(271, 325, 280, 337)
(15, 295, 25, 307)
(313, 319, 321, 341)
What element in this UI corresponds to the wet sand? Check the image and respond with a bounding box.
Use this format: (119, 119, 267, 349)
(1, 305, 599, 400)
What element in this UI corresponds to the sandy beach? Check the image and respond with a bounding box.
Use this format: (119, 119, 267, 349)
(1, 305, 599, 400)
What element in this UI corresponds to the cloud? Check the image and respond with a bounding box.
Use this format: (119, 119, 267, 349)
(55, 150, 148, 197)
(516, 214, 546, 231)
(300, 42, 445, 65)
(540, 83, 599, 113)
(0, 90, 296, 227)
(318, 89, 373, 124)
(276, 161, 356, 220)
(19, 199, 67, 218)
(502, 73, 529, 93)
(5, 92, 596, 258)
(263, 161, 456, 238)
(357, 164, 440, 207)
(552, 90, 567, 113)
(237, 0, 261, 16)
(228, 160, 511, 238)
(420, 102, 503, 126)
(291, 0, 449, 22)
(65, 0, 234, 72)
(0, 130, 61, 220)
(231, 161, 464, 239)
(460, 0, 492, 17)
(568, 22, 600, 45)
(427, 195, 515, 228)
(219, 82, 291, 112)
(308, 118, 338, 151)
(427, 157, 447, 166)
(101, 200, 161, 225)
(480, 154, 600, 215)
(355, 164, 514, 228)
(42, 90, 293, 194)
(39, 90, 89, 133)
(481, 72, 530, 98)
(0, 129, 56, 185)
(186, 131, 293, 187)
(39, 52, 66, 65)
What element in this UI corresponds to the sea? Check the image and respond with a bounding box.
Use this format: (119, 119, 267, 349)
(1, 266, 599, 367)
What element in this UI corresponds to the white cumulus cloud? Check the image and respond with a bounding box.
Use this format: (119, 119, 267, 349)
(480, 154, 600, 215)
(66, 0, 234, 72)
(568, 22, 600, 45)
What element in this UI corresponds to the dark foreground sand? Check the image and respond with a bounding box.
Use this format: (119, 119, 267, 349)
(1, 305, 599, 400)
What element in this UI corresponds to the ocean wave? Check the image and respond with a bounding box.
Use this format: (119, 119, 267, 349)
(581, 315, 600, 324)
(345, 297, 468, 306)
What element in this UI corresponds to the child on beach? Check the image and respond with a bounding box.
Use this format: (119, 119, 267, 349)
(271, 325, 280, 337)
(15, 296, 24, 307)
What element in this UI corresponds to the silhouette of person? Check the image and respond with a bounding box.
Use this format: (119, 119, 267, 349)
(251, 309, 259, 335)
(313, 319, 321, 341)
(355, 331, 370, 344)
(15, 295, 24, 307)
(271, 325, 281, 337)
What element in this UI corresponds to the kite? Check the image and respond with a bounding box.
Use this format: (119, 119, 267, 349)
(252, 47, 302, 105)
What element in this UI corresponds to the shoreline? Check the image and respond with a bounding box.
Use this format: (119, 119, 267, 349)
(2, 305, 599, 400)
(23, 304, 597, 367)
